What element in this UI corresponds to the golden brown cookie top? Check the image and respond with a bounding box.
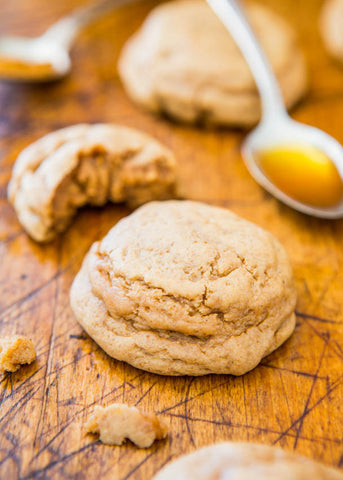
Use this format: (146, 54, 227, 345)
(91, 200, 295, 337)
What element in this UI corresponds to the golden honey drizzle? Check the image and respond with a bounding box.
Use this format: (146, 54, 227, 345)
(258, 144, 343, 208)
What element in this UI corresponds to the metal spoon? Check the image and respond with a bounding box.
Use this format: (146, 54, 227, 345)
(0, 0, 132, 82)
(207, 0, 343, 218)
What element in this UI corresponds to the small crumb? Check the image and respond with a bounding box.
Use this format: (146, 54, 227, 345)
(86, 403, 168, 448)
(0, 335, 36, 372)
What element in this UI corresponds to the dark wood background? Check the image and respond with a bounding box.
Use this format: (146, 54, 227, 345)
(1, 0, 343, 478)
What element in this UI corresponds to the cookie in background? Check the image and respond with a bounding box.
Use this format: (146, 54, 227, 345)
(118, 0, 307, 127)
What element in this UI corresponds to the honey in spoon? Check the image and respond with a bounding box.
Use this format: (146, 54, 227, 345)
(258, 144, 343, 208)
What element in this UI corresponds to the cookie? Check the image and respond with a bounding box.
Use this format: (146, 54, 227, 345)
(152, 442, 343, 479)
(70, 200, 296, 376)
(8, 124, 177, 242)
(0, 336, 36, 372)
(86, 403, 168, 448)
(320, 0, 343, 62)
(118, 0, 307, 127)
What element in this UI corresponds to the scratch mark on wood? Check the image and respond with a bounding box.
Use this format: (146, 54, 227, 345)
(0, 272, 61, 320)
(134, 381, 157, 407)
(0, 248, 87, 321)
(0, 386, 39, 432)
(303, 319, 343, 362)
(163, 412, 343, 445)
(151, 455, 174, 478)
(278, 369, 293, 427)
(158, 378, 232, 414)
(242, 376, 249, 441)
(69, 334, 87, 340)
(296, 310, 342, 325)
(20, 441, 100, 479)
(121, 451, 155, 480)
(260, 363, 327, 379)
(273, 372, 343, 445)
(184, 377, 195, 447)
(313, 271, 339, 310)
(0, 375, 9, 410)
(293, 342, 327, 449)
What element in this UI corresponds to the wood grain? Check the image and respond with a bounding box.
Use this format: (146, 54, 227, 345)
(1, 0, 343, 478)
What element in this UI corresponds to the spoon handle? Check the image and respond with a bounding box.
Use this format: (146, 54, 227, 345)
(41, 0, 136, 50)
(206, 0, 287, 121)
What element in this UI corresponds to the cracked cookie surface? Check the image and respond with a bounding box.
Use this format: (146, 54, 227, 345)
(152, 442, 343, 479)
(8, 124, 176, 242)
(70, 200, 296, 376)
(118, 0, 307, 127)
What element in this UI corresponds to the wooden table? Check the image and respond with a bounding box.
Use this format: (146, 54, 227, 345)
(1, 0, 343, 478)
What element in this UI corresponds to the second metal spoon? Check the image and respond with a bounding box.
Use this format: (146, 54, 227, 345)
(0, 0, 134, 82)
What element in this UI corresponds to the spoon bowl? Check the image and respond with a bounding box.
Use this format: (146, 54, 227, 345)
(243, 116, 343, 218)
(0, 0, 131, 83)
(0, 36, 71, 81)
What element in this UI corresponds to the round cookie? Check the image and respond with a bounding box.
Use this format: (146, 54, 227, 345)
(118, 0, 307, 127)
(152, 442, 343, 479)
(70, 200, 296, 376)
(320, 0, 343, 62)
(8, 124, 176, 242)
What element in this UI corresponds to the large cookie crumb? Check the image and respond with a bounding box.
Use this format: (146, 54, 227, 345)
(0, 335, 36, 372)
(86, 403, 168, 448)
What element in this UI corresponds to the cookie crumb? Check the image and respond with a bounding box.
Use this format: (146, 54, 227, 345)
(0, 335, 36, 372)
(86, 403, 168, 448)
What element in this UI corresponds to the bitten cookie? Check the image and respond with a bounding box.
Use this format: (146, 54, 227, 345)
(8, 124, 176, 242)
(320, 0, 343, 62)
(70, 200, 296, 376)
(152, 443, 343, 480)
(118, 0, 307, 127)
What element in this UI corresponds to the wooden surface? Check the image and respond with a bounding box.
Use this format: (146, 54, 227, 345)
(1, 0, 343, 478)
